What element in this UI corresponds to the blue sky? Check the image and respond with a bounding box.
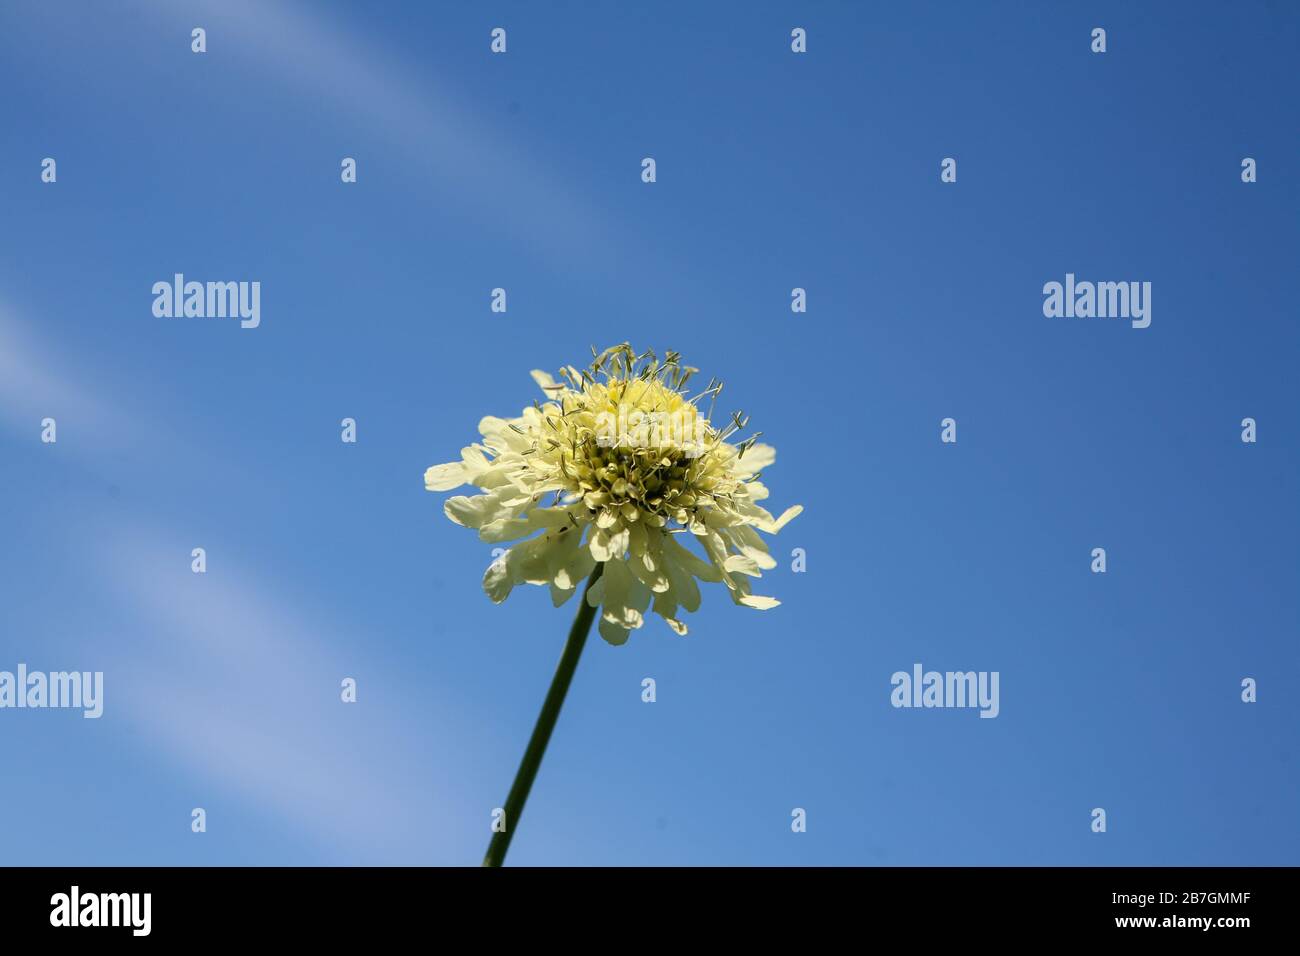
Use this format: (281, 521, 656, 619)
(1, 0, 1296, 865)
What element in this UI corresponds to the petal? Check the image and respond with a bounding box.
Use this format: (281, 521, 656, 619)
(424, 461, 468, 491)
(666, 559, 701, 612)
(445, 493, 509, 530)
(599, 559, 649, 630)
(530, 369, 565, 397)
(589, 523, 629, 562)
(662, 534, 722, 583)
(549, 582, 576, 607)
(480, 506, 575, 544)
(652, 589, 688, 635)
(733, 442, 776, 476)
(598, 616, 630, 645)
(770, 505, 803, 533)
(723, 553, 762, 578)
(482, 554, 514, 604)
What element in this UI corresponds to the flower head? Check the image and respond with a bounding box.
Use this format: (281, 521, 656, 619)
(425, 344, 802, 644)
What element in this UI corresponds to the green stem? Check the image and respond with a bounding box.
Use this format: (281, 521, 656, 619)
(483, 562, 604, 867)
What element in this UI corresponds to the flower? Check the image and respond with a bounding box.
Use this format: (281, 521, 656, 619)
(424, 344, 802, 644)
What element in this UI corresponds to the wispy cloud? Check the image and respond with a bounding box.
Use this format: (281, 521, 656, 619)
(94, 529, 468, 861)
(1, 301, 476, 862)
(138, 0, 618, 268)
(0, 305, 138, 449)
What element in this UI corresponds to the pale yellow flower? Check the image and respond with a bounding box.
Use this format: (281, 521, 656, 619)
(425, 345, 802, 644)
